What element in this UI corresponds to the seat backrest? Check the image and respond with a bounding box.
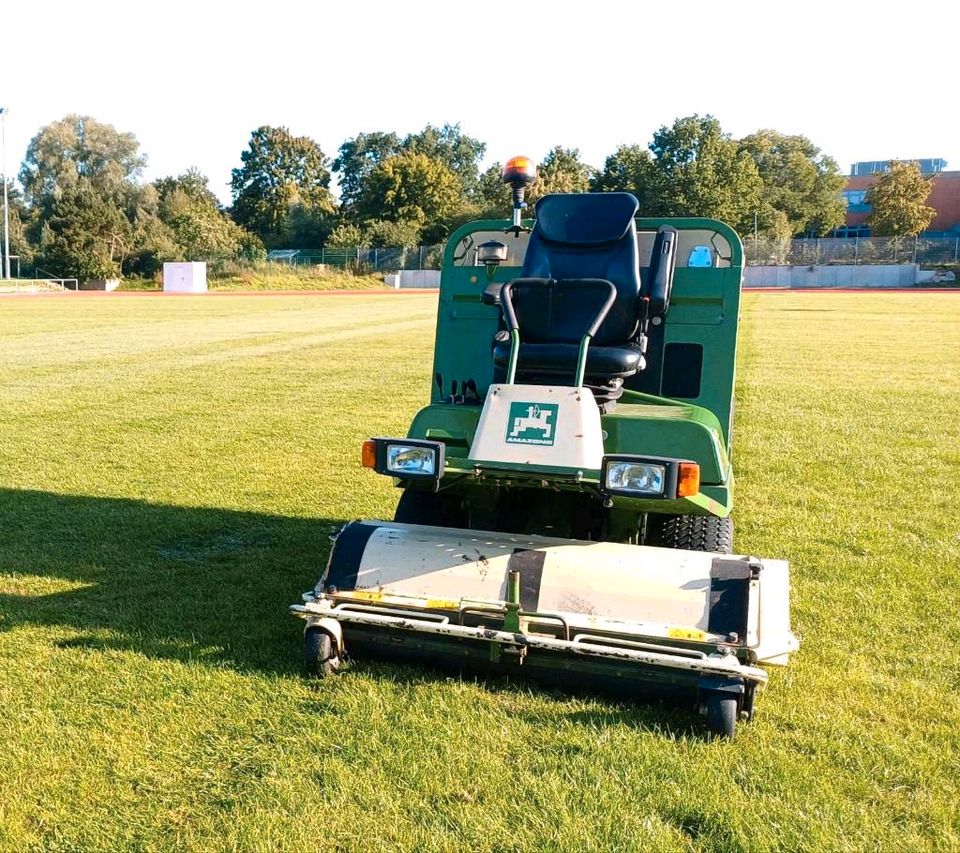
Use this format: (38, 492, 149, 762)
(518, 192, 640, 345)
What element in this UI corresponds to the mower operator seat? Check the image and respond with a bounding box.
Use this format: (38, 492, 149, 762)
(493, 192, 644, 405)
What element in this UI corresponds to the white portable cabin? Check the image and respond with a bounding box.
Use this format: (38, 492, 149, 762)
(162, 262, 208, 293)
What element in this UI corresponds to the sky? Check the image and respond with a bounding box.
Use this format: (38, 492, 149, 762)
(3, 0, 959, 206)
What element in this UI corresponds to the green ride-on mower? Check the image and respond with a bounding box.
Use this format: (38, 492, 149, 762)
(291, 156, 798, 738)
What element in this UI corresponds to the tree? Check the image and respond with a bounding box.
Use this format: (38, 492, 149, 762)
(153, 169, 263, 262)
(155, 167, 221, 221)
(739, 130, 845, 236)
(646, 115, 762, 231)
(17, 114, 177, 279)
(473, 162, 509, 217)
(170, 205, 258, 260)
(528, 147, 591, 203)
(231, 126, 335, 241)
(332, 131, 402, 210)
(19, 115, 145, 214)
(364, 219, 423, 248)
(40, 181, 131, 279)
(353, 152, 462, 243)
(589, 144, 658, 209)
(126, 214, 180, 277)
(866, 161, 936, 237)
(325, 222, 367, 248)
(402, 123, 486, 196)
(1, 181, 36, 268)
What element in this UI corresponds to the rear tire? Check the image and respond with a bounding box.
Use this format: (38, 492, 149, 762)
(648, 514, 733, 554)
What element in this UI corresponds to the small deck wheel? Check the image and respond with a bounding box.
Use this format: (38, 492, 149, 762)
(304, 627, 340, 678)
(704, 693, 738, 739)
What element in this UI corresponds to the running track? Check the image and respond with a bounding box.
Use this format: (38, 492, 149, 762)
(2, 287, 959, 297)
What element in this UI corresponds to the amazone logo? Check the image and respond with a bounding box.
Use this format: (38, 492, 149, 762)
(505, 402, 558, 446)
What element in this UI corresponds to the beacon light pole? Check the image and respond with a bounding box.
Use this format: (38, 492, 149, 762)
(0, 107, 10, 280)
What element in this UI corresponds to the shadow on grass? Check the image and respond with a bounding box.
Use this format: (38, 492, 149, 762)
(0, 488, 339, 675)
(0, 488, 712, 738)
(338, 659, 709, 740)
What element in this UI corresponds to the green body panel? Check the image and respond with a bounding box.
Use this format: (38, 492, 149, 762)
(604, 392, 730, 483)
(408, 393, 732, 517)
(398, 211, 744, 528)
(430, 217, 744, 457)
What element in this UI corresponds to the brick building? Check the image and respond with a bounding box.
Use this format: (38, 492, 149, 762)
(837, 159, 960, 237)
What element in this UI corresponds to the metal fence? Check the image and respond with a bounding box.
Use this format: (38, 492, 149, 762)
(273, 237, 960, 271)
(269, 246, 443, 272)
(744, 236, 960, 266)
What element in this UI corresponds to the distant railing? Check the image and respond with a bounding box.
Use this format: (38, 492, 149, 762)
(288, 246, 444, 272)
(0, 278, 78, 293)
(259, 237, 960, 271)
(744, 236, 960, 266)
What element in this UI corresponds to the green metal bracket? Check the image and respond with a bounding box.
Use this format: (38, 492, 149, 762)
(490, 569, 522, 662)
(505, 328, 520, 385)
(503, 569, 521, 633)
(574, 334, 592, 389)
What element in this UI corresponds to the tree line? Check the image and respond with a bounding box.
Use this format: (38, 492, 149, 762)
(1, 113, 936, 280)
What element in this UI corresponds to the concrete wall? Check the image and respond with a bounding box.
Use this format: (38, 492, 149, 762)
(80, 278, 120, 291)
(396, 270, 440, 288)
(744, 264, 918, 288)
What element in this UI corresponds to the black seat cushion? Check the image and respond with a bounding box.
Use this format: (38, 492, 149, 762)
(493, 339, 643, 378)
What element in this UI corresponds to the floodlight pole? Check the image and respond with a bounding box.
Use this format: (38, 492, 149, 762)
(1, 107, 9, 280)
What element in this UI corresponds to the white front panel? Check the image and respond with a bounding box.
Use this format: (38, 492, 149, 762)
(334, 522, 797, 660)
(468, 384, 604, 469)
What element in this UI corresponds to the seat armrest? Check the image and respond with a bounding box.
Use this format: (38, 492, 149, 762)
(647, 225, 678, 315)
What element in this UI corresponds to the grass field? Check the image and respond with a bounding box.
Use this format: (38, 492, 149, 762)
(1, 291, 959, 851)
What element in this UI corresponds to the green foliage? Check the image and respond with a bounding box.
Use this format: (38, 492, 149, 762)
(325, 222, 367, 249)
(231, 126, 335, 242)
(19, 115, 145, 215)
(739, 130, 846, 236)
(169, 205, 253, 259)
(528, 146, 591, 203)
(866, 161, 937, 237)
(589, 144, 658, 208)
(152, 169, 264, 266)
(155, 167, 222, 221)
(333, 125, 484, 238)
(402, 123, 486, 196)
(16, 115, 152, 277)
(5, 113, 876, 267)
(353, 151, 462, 243)
(277, 201, 333, 252)
(473, 162, 509, 218)
(39, 181, 130, 279)
(126, 212, 180, 277)
(332, 131, 402, 210)
(2, 180, 36, 266)
(646, 115, 762, 231)
(206, 267, 383, 291)
(363, 218, 423, 249)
